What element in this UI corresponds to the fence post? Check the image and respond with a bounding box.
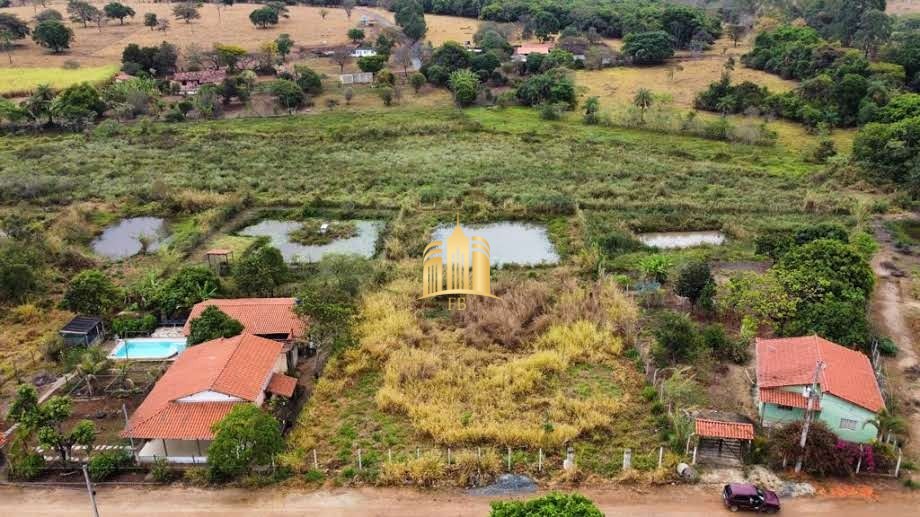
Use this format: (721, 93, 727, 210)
(895, 448, 903, 477)
(856, 445, 863, 474)
(312, 448, 318, 470)
(564, 446, 575, 471)
(416, 447, 420, 459)
(538, 448, 543, 472)
(447, 447, 451, 465)
(623, 448, 632, 471)
(658, 446, 664, 469)
(507, 447, 512, 471)
(692, 444, 698, 465)
(477, 447, 481, 460)
(388, 448, 392, 463)
(357, 449, 363, 471)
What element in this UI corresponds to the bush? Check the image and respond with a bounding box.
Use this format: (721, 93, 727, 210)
(515, 69, 576, 108)
(151, 457, 175, 483)
(112, 314, 158, 337)
(622, 31, 674, 65)
(490, 492, 603, 517)
(877, 336, 898, 356)
(188, 306, 244, 345)
(674, 261, 712, 304)
(88, 450, 132, 481)
(7, 444, 46, 481)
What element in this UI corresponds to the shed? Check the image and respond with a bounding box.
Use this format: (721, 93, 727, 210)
(59, 316, 105, 347)
(691, 417, 754, 466)
(205, 248, 233, 276)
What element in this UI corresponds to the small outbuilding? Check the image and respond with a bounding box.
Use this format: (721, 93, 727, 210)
(204, 248, 233, 276)
(690, 416, 754, 466)
(59, 316, 105, 347)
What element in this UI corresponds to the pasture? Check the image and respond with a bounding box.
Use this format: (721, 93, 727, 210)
(0, 64, 119, 96)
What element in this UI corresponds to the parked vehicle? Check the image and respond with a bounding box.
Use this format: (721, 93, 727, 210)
(722, 483, 780, 513)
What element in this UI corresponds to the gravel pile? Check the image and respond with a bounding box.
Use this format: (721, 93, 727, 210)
(468, 474, 538, 496)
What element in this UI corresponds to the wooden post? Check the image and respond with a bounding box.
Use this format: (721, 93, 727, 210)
(895, 448, 903, 477)
(313, 448, 318, 470)
(357, 449, 362, 470)
(416, 447, 420, 459)
(162, 439, 169, 458)
(856, 445, 863, 474)
(507, 447, 512, 471)
(538, 448, 543, 472)
(623, 448, 632, 471)
(447, 448, 451, 465)
(477, 447, 481, 460)
(122, 404, 137, 462)
(388, 448, 392, 463)
(692, 444, 698, 465)
(658, 446, 664, 468)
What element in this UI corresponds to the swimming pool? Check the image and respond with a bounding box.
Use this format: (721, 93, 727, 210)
(109, 338, 187, 360)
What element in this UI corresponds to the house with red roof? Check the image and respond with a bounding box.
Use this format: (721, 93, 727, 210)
(756, 335, 884, 443)
(183, 298, 307, 369)
(512, 43, 554, 62)
(123, 333, 297, 463)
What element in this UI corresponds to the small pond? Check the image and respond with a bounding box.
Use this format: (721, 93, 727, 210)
(91, 217, 168, 259)
(431, 222, 559, 266)
(238, 219, 382, 262)
(638, 231, 726, 249)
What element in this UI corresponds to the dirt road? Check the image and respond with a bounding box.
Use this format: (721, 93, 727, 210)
(0, 484, 918, 516)
(870, 219, 920, 456)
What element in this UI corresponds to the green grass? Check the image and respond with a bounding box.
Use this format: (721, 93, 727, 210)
(0, 107, 857, 232)
(0, 65, 120, 97)
(886, 219, 920, 246)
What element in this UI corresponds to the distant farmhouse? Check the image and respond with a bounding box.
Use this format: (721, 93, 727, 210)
(512, 43, 554, 62)
(172, 70, 227, 96)
(756, 336, 884, 443)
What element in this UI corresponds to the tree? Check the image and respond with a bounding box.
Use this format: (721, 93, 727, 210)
(652, 311, 701, 365)
(275, 33, 293, 62)
(34, 9, 63, 24)
(32, 19, 72, 53)
(188, 306, 244, 345)
(22, 84, 55, 125)
(172, 2, 201, 24)
(674, 261, 713, 304)
(515, 69, 576, 108)
(533, 10, 558, 42)
(356, 54, 386, 74)
(249, 7, 278, 29)
(38, 413, 96, 466)
(62, 269, 120, 315)
(293, 64, 322, 95)
(726, 24, 747, 47)
(341, 0, 355, 20)
(448, 68, 479, 107)
(51, 82, 105, 127)
(583, 96, 600, 124)
(143, 12, 157, 31)
(268, 78, 305, 112)
(622, 31, 674, 65)
(0, 96, 27, 122)
(393, 43, 413, 78)
(0, 13, 30, 43)
(410, 71, 425, 93)
(76, 350, 110, 398)
(67, 1, 99, 28)
(633, 88, 654, 123)
(0, 240, 42, 303)
(331, 47, 352, 73)
(234, 244, 287, 296)
(375, 33, 394, 59)
(347, 28, 365, 45)
(216, 0, 234, 23)
(394, 0, 426, 42)
(103, 2, 134, 25)
(854, 9, 891, 59)
(769, 421, 853, 477)
(208, 405, 283, 480)
(214, 43, 246, 71)
(490, 492, 603, 517)
(8, 389, 95, 466)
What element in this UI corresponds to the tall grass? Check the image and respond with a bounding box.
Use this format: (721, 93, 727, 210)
(0, 65, 120, 97)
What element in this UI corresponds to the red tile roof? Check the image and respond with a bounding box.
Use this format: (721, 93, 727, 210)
(183, 298, 306, 339)
(756, 336, 884, 413)
(266, 373, 297, 398)
(123, 334, 282, 440)
(759, 387, 820, 410)
(695, 419, 754, 440)
(172, 69, 227, 83)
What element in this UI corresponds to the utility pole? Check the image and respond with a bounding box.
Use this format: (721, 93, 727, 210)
(82, 464, 100, 517)
(795, 360, 825, 473)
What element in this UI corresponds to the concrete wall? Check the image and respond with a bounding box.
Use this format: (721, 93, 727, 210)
(759, 386, 879, 443)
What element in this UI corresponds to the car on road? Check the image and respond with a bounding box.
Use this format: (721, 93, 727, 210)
(722, 483, 780, 513)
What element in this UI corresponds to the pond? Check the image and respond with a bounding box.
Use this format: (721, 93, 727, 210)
(91, 217, 168, 259)
(238, 219, 382, 262)
(638, 231, 726, 249)
(431, 222, 560, 266)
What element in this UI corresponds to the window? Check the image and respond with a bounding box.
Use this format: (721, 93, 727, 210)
(839, 418, 859, 430)
(777, 404, 794, 411)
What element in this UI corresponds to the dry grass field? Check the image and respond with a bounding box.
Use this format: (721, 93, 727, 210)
(888, 0, 920, 14)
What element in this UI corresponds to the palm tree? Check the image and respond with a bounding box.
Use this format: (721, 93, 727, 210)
(863, 408, 909, 443)
(633, 88, 653, 124)
(77, 352, 111, 398)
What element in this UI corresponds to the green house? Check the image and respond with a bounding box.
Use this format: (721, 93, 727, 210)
(756, 336, 884, 444)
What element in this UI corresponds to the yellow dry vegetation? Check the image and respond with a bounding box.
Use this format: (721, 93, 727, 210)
(287, 267, 647, 472)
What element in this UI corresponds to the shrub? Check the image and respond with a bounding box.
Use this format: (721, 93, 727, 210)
(88, 450, 132, 481)
(150, 457, 175, 483)
(62, 270, 121, 316)
(490, 492, 603, 517)
(448, 68, 479, 107)
(7, 441, 46, 481)
(187, 306, 244, 345)
(622, 31, 674, 65)
(515, 69, 576, 108)
(293, 65, 323, 95)
(637, 254, 672, 283)
(112, 314, 158, 337)
(674, 261, 712, 304)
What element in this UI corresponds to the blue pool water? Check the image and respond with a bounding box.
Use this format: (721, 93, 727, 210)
(109, 338, 187, 360)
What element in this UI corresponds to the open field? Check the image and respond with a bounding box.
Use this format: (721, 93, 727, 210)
(888, 0, 920, 14)
(0, 2, 388, 69)
(0, 64, 119, 96)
